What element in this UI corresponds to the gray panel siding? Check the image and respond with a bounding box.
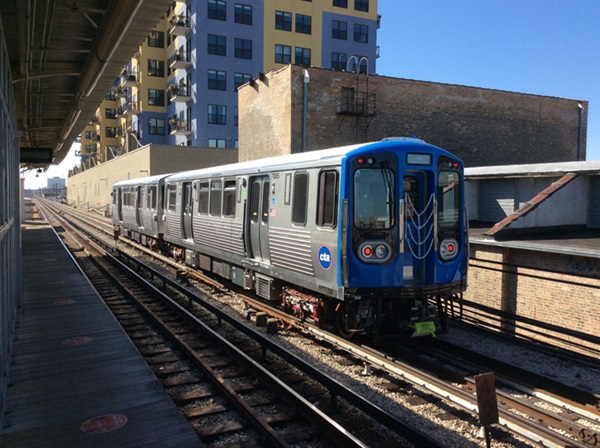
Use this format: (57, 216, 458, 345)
(590, 177, 600, 228)
(121, 206, 138, 227)
(141, 209, 157, 235)
(193, 216, 245, 255)
(480, 180, 515, 223)
(269, 227, 314, 276)
(165, 212, 183, 239)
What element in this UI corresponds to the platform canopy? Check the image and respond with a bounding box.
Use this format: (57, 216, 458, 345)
(0, 0, 173, 168)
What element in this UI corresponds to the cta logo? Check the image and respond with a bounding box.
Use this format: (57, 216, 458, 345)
(317, 245, 332, 271)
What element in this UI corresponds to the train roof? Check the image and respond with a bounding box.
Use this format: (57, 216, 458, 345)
(165, 138, 448, 182)
(113, 173, 171, 188)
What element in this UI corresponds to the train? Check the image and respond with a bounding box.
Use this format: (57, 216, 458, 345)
(112, 138, 468, 339)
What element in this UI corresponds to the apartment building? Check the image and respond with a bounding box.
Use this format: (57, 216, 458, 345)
(79, 0, 379, 168)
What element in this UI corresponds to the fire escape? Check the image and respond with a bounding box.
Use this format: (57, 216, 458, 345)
(336, 57, 377, 143)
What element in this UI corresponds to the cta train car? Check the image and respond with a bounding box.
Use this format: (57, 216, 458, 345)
(112, 138, 468, 338)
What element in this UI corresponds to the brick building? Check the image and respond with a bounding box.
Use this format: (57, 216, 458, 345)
(239, 65, 587, 166)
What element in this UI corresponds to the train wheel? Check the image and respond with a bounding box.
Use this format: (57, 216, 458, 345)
(335, 303, 356, 339)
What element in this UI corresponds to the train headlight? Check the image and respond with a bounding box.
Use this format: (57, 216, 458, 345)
(358, 241, 392, 263)
(439, 238, 459, 261)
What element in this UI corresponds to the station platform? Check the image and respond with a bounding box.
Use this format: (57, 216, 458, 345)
(1, 221, 203, 447)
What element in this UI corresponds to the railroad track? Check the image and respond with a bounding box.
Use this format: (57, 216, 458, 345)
(39, 198, 600, 447)
(37, 199, 443, 447)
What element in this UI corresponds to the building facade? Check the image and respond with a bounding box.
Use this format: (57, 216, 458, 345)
(79, 0, 379, 169)
(238, 65, 587, 166)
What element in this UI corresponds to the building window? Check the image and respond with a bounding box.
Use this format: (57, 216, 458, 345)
(148, 59, 164, 77)
(148, 89, 165, 106)
(85, 144, 96, 153)
(234, 4, 252, 25)
(295, 47, 311, 66)
(208, 0, 226, 20)
(208, 34, 226, 56)
(105, 108, 116, 119)
(148, 118, 165, 135)
(275, 44, 291, 64)
(234, 38, 252, 59)
(355, 0, 369, 12)
(234, 72, 251, 90)
(332, 20, 347, 40)
(148, 31, 164, 48)
(234, 106, 238, 126)
(295, 14, 311, 34)
(105, 127, 117, 138)
(354, 24, 368, 43)
(331, 52, 347, 70)
(208, 69, 227, 90)
(208, 104, 226, 124)
(333, 0, 348, 7)
(275, 11, 292, 31)
(84, 131, 94, 140)
(208, 138, 227, 148)
(105, 90, 116, 100)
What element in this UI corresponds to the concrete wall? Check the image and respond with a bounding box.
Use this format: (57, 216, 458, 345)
(67, 144, 238, 211)
(467, 243, 600, 354)
(239, 65, 587, 167)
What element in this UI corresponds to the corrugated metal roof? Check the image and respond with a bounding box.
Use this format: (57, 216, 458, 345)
(0, 0, 173, 167)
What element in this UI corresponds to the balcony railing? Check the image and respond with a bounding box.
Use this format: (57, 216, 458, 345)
(168, 84, 191, 103)
(169, 118, 192, 136)
(122, 72, 139, 87)
(168, 15, 191, 36)
(169, 50, 192, 70)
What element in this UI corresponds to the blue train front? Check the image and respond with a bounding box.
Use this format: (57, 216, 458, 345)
(323, 139, 467, 338)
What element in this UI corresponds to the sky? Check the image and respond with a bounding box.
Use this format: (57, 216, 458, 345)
(376, 0, 600, 161)
(23, 0, 600, 189)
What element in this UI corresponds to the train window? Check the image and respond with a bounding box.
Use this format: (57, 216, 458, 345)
(198, 181, 209, 214)
(284, 173, 292, 205)
(223, 179, 236, 218)
(317, 170, 338, 228)
(147, 186, 157, 210)
(354, 167, 395, 229)
(438, 171, 460, 229)
(262, 181, 269, 223)
(250, 180, 260, 223)
(210, 180, 222, 216)
(403, 177, 419, 221)
(168, 184, 177, 211)
(292, 172, 308, 226)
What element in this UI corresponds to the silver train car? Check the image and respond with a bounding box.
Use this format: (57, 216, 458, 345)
(112, 138, 468, 338)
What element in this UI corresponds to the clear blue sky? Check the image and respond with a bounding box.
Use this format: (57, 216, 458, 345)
(376, 0, 600, 161)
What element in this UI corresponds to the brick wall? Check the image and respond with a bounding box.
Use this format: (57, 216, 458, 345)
(466, 243, 600, 354)
(239, 65, 587, 167)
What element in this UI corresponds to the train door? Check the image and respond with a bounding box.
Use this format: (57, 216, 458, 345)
(182, 181, 193, 240)
(248, 175, 270, 262)
(136, 186, 142, 226)
(117, 188, 123, 221)
(402, 172, 433, 281)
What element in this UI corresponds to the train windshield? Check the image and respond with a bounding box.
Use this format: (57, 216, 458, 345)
(438, 171, 461, 230)
(354, 167, 395, 229)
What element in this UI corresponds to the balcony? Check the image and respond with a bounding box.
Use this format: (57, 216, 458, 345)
(122, 72, 139, 88)
(117, 101, 140, 117)
(169, 50, 192, 70)
(168, 15, 191, 37)
(169, 118, 192, 136)
(168, 84, 191, 103)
